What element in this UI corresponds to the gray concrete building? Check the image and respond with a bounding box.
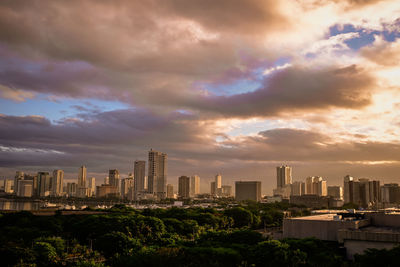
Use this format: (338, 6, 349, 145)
(235, 181, 261, 202)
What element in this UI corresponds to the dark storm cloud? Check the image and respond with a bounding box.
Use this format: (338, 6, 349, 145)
(190, 65, 375, 118)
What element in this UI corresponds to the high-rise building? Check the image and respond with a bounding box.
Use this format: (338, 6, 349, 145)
(148, 149, 167, 199)
(343, 175, 361, 205)
(167, 184, 174, 199)
(190, 175, 200, 197)
(88, 177, 96, 197)
(109, 169, 120, 190)
(104, 177, 109, 185)
(318, 180, 327, 196)
(235, 181, 262, 202)
(381, 184, 400, 204)
(178, 176, 190, 199)
(121, 177, 134, 199)
(4, 179, 13, 193)
(215, 174, 222, 196)
(37, 172, 51, 197)
(134, 160, 146, 200)
(276, 166, 292, 188)
(78, 166, 87, 188)
(66, 182, 77, 197)
(52, 170, 64, 197)
(369, 180, 381, 204)
(17, 180, 33, 197)
(221, 185, 232, 197)
(291, 181, 305, 196)
(210, 181, 216, 196)
(305, 176, 326, 196)
(327, 186, 343, 199)
(14, 171, 24, 195)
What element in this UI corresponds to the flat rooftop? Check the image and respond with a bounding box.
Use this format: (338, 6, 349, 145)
(290, 214, 338, 221)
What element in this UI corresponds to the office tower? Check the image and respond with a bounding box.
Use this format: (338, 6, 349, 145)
(134, 160, 146, 200)
(327, 186, 343, 199)
(359, 178, 371, 207)
(276, 165, 292, 188)
(52, 170, 64, 197)
(104, 177, 109, 185)
(291, 181, 305, 196)
(109, 169, 120, 189)
(190, 175, 200, 197)
(78, 166, 87, 188)
(318, 180, 327, 196)
(121, 177, 134, 199)
(221, 185, 232, 197)
(210, 181, 216, 196)
(215, 174, 222, 196)
(14, 171, 24, 195)
(167, 184, 174, 199)
(305, 176, 325, 195)
(96, 184, 118, 198)
(381, 184, 400, 204)
(4, 179, 13, 193)
(66, 182, 77, 197)
(369, 180, 381, 203)
(178, 176, 190, 199)
(17, 180, 33, 197)
(88, 177, 96, 197)
(343, 175, 360, 204)
(37, 172, 51, 197)
(235, 181, 262, 202)
(148, 149, 167, 199)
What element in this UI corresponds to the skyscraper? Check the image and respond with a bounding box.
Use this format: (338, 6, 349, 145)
(109, 169, 120, 189)
(327, 186, 343, 199)
(276, 166, 292, 188)
(167, 184, 174, 199)
(37, 172, 51, 197)
(17, 180, 33, 197)
(78, 166, 87, 188)
(134, 160, 146, 200)
(210, 181, 216, 196)
(52, 170, 64, 196)
(305, 176, 326, 196)
(190, 175, 200, 197)
(88, 177, 96, 197)
(121, 177, 134, 199)
(148, 149, 167, 199)
(14, 171, 24, 195)
(235, 181, 262, 202)
(178, 176, 190, 199)
(215, 174, 222, 196)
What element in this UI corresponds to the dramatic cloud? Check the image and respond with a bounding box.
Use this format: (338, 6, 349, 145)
(0, 0, 399, 192)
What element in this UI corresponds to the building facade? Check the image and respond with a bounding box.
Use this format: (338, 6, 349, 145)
(235, 181, 262, 202)
(148, 149, 167, 199)
(178, 176, 190, 199)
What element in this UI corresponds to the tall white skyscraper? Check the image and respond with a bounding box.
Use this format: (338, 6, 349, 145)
(148, 149, 167, 199)
(78, 166, 87, 188)
(134, 160, 146, 200)
(52, 170, 64, 196)
(190, 175, 200, 197)
(276, 166, 292, 188)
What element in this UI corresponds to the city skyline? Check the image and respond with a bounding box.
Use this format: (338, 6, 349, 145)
(0, 1, 400, 194)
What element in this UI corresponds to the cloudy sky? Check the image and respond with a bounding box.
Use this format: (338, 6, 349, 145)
(1, 0, 400, 194)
